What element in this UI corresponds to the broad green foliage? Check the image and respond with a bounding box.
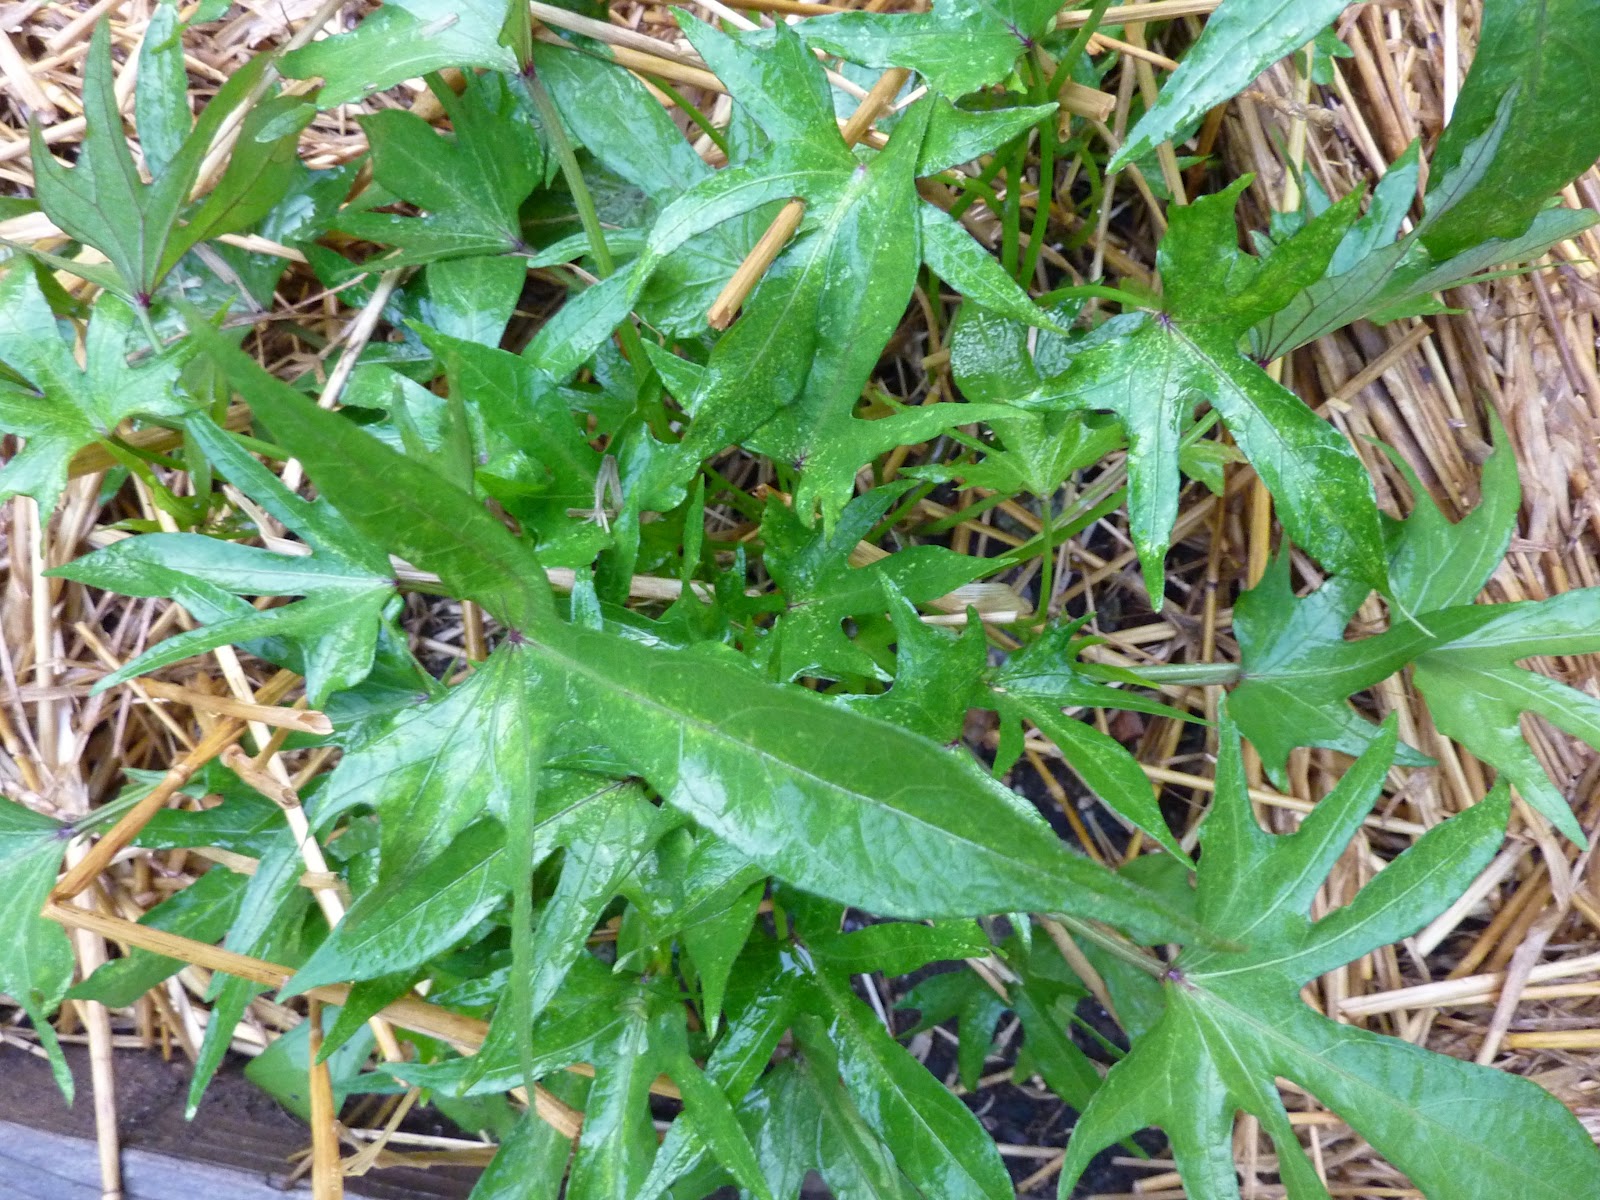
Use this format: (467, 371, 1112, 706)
(801, 0, 1063, 97)
(28, 21, 297, 300)
(281, 0, 516, 106)
(1058, 716, 1598, 1200)
(10, 2, 1600, 1198)
(338, 73, 543, 266)
(1231, 418, 1600, 844)
(0, 267, 191, 517)
(1422, 0, 1600, 257)
(1016, 179, 1389, 599)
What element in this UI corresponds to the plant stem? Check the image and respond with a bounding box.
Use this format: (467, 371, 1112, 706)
(1118, 662, 1241, 685)
(1049, 914, 1169, 978)
(519, 64, 653, 382)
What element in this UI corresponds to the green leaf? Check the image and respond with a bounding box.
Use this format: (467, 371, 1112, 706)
(470, 1082, 585, 1200)
(1010, 976, 1100, 1111)
(281, 0, 516, 108)
(923, 300, 1120, 498)
(518, 782, 673, 1024)
(533, 39, 753, 336)
(804, 965, 1012, 1200)
(28, 21, 272, 297)
(1414, 594, 1600, 845)
(918, 97, 1057, 175)
(637, 972, 796, 1199)
(394, 957, 637, 1097)
(841, 584, 989, 743)
(1252, 132, 1597, 359)
(512, 626, 1203, 943)
(919, 203, 1070, 334)
(285, 818, 508, 996)
(0, 799, 73, 1099)
(1015, 184, 1385, 598)
(791, 1019, 922, 1199)
(338, 73, 541, 266)
(244, 1003, 375, 1121)
(135, 4, 188, 178)
(681, 879, 764, 1032)
(1058, 711, 1600, 1200)
(808, 919, 991, 977)
(642, 36, 931, 524)
(1231, 424, 1600, 843)
(178, 94, 311, 253)
(801, 0, 1062, 97)
(421, 325, 608, 567)
(897, 969, 1008, 1092)
(761, 489, 997, 682)
(0, 266, 191, 518)
(189, 829, 311, 1115)
(1161, 178, 1364, 332)
(1383, 411, 1521, 616)
(1229, 551, 1434, 779)
(419, 255, 527, 347)
(184, 314, 555, 635)
(70, 866, 245, 1006)
(54, 532, 392, 704)
(227, 335, 1212, 945)
(1109, 0, 1348, 172)
(565, 987, 674, 1200)
(1016, 703, 1190, 863)
(1420, 0, 1600, 258)
(1027, 310, 1386, 599)
(311, 648, 546, 877)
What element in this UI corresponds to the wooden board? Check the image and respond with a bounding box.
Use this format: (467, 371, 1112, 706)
(0, 1043, 481, 1199)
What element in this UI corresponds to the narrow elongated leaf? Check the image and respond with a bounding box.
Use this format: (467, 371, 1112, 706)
(0, 799, 73, 1098)
(70, 866, 245, 1006)
(520, 784, 672, 1024)
(285, 818, 508, 995)
(184, 316, 555, 634)
(919, 98, 1056, 174)
(1020, 704, 1189, 862)
(1421, 0, 1600, 257)
(796, 1021, 923, 1200)
(470, 1105, 574, 1200)
(1110, 0, 1348, 171)
(188, 831, 310, 1114)
(565, 987, 669, 1200)
(805, 966, 1012, 1200)
(636, 972, 797, 1199)
(511, 626, 1203, 943)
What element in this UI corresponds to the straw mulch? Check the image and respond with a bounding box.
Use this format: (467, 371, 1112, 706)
(2, 1, 1599, 1197)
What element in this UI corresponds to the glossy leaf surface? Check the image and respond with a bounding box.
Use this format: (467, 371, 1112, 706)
(1231, 421, 1600, 842)
(1058, 714, 1598, 1199)
(0, 268, 190, 518)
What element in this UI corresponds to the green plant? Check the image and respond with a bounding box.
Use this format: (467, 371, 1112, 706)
(6, 1, 1600, 1197)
